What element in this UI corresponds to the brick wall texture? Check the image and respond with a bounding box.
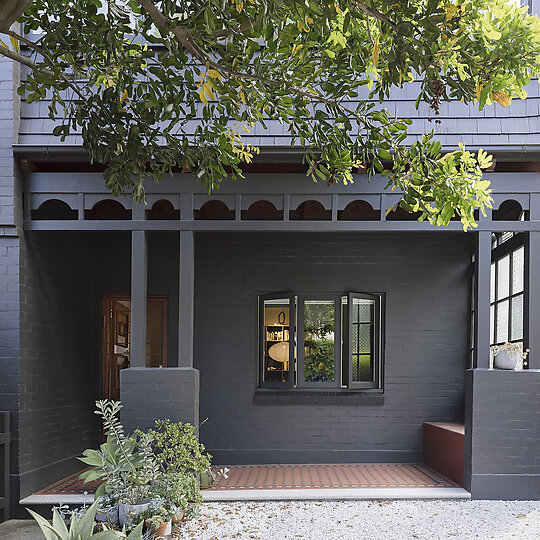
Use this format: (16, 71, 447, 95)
(195, 232, 473, 464)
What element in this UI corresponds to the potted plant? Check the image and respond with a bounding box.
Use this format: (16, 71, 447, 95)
(141, 498, 173, 539)
(490, 342, 529, 370)
(28, 499, 144, 539)
(96, 493, 119, 525)
(79, 401, 158, 529)
(144, 515, 171, 539)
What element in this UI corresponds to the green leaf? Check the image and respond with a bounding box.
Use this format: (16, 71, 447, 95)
(27, 508, 63, 540)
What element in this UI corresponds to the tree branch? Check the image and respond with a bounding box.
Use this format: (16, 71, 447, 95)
(137, 0, 372, 127)
(1, 29, 87, 100)
(351, 1, 398, 31)
(0, 0, 33, 32)
(0, 40, 55, 76)
(213, 21, 255, 39)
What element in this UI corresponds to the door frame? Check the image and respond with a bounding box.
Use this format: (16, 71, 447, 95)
(101, 295, 169, 400)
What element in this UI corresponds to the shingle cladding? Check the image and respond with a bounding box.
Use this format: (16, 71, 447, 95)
(16, 76, 540, 150)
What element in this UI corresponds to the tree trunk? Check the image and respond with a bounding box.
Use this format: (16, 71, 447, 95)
(0, 0, 33, 32)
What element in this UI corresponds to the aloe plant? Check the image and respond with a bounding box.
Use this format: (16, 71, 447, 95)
(27, 499, 144, 539)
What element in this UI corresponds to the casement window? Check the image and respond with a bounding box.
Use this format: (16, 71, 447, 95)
(259, 293, 384, 390)
(490, 233, 525, 359)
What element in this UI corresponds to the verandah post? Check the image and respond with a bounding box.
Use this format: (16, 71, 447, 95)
(527, 232, 540, 370)
(130, 230, 147, 368)
(474, 231, 491, 369)
(178, 230, 194, 368)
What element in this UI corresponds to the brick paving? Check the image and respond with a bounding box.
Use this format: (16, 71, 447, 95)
(34, 463, 456, 496)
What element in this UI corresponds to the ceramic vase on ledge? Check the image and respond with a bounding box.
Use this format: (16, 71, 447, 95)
(493, 348, 520, 370)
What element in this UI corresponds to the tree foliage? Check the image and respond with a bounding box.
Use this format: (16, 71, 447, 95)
(1, 0, 539, 229)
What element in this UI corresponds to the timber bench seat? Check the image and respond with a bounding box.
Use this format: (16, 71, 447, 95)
(423, 422, 465, 487)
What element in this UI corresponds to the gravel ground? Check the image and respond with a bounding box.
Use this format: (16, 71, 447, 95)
(172, 500, 540, 540)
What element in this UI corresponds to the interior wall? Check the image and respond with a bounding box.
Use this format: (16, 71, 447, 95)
(18, 231, 179, 496)
(195, 232, 473, 464)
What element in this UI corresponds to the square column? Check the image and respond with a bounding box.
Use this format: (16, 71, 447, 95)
(527, 232, 540, 369)
(178, 230, 194, 367)
(130, 231, 147, 368)
(474, 231, 491, 368)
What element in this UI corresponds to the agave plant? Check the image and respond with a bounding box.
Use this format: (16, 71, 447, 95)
(27, 499, 144, 539)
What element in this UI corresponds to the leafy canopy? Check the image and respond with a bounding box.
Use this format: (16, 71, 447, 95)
(1, 0, 539, 229)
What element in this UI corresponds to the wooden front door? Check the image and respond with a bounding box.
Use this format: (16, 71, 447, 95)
(102, 299, 131, 401)
(102, 296, 168, 401)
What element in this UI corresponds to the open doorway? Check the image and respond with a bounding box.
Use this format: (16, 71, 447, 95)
(102, 296, 168, 400)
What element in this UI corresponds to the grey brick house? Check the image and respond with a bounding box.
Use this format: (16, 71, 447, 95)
(1, 6, 540, 514)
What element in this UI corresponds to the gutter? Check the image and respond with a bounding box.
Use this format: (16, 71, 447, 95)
(12, 144, 540, 163)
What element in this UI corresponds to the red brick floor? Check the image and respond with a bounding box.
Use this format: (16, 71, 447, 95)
(206, 464, 457, 490)
(35, 469, 102, 495)
(35, 464, 456, 495)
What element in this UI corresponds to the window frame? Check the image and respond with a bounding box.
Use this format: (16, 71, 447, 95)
(259, 292, 296, 389)
(490, 233, 526, 354)
(259, 291, 384, 391)
(345, 292, 382, 390)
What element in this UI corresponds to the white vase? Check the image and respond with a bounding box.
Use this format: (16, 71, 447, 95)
(493, 348, 519, 370)
(118, 501, 150, 528)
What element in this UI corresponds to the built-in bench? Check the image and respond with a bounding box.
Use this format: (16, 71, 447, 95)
(423, 422, 465, 487)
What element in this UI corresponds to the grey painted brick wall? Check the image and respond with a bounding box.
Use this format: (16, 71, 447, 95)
(120, 367, 199, 435)
(19, 232, 97, 497)
(465, 369, 540, 500)
(195, 232, 473, 464)
(0, 54, 22, 514)
(16, 231, 180, 496)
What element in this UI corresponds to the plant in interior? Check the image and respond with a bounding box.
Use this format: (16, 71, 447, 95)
(28, 499, 144, 540)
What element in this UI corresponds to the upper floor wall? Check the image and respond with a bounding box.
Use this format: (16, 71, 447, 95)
(16, 69, 540, 152)
(13, 0, 540, 154)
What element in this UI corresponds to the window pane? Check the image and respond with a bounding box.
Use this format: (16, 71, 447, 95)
(490, 263, 495, 303)
(511, 294, 523, 341)
(497, 255, 510, 300)
(304, 300, 335, 383)
(352, 298, 375, 382)
(496, 300, 509, 343)
(490, 304, 494, 345)
(512, 246, 524, 294)
(263, 299, 291, 383)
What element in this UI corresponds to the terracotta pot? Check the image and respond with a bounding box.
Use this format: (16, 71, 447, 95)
(172, 509, 184, 524)
(146, 519, 172, 539)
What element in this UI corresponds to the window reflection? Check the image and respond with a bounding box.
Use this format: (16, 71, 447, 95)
(304, 300, 335, 383)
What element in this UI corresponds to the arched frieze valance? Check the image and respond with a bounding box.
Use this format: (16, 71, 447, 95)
(31, 199, 78, 220)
